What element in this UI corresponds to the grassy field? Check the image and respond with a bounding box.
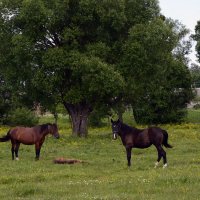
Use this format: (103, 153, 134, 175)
(186, 109, 200, 123)
(0, 116, 200, 199)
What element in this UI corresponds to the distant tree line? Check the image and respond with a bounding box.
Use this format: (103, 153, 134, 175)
(0, 0, 194, 136)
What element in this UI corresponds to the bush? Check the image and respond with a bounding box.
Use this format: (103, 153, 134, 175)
(193, 104, 200, 110)
(89, 106, 110, 127)
(89, 110, 105, 127)
(6, 107, 39, 126)
(133, 104, 187, 125)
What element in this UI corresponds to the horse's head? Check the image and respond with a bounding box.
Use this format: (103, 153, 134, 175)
(111, 119, 121, 140)
(48, 123, 60, 139)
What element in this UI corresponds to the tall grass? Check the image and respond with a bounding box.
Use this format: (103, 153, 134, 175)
(0, 117, 200, 199)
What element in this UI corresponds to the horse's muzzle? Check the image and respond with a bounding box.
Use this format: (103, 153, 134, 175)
(113, 133, 117, 140)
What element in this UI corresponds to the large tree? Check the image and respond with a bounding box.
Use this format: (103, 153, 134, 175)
(119, 18, 193, 124)
(0, 0, 192, 133)
(193, 20, 200, 62)
(0, 0, 128, 136)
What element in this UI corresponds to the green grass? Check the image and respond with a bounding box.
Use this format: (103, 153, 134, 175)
(186, 109, 200, 123)
(0, 119, 200, 199)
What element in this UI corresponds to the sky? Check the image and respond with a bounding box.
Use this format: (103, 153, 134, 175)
(159, 0, 200, 64)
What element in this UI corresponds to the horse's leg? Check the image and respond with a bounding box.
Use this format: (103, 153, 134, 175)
(11, 140, 15, 160)
(11, 145, 15, 160)
(126, 147, 132, 167)
(35, 143, 40, 160)
(154, 145, 162, 168)
(162, 149, 167, 168)
(15, 142, 20, 160)
(155, 145, 167, 168)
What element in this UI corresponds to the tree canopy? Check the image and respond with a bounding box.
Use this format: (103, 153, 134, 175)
(190, 63, 200, 89)
(119, 18, 193, 123)
(0, 0, 193, 133)
(193, 20, 200, 63)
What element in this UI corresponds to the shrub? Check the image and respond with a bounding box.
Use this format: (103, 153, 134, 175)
(89, 110, 105, 127)
(133, 105, 187, 124)
(89, 106, 110, 127)
(6, 107, 39, 126)
(193, 104, 200, 109)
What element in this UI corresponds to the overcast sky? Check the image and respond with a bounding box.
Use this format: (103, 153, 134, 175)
(159, 0, 200, 64)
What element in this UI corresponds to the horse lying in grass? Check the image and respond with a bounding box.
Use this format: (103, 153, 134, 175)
(0, 123, 60, 160)
(111, 119, 172, 168)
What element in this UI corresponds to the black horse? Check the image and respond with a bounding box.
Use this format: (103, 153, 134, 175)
(111, 119, 172, 168)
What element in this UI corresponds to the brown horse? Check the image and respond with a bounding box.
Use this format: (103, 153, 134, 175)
(0, 123, 60, 160)
(111, 119, 172, 168)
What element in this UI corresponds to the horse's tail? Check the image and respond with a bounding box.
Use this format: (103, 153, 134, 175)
(0, 130, 11, 142)
(162, 130, 173, 148)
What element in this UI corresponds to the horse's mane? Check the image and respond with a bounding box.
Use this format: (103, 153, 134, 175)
(120, 122, 139, 133)
(40, 123, 52, 133)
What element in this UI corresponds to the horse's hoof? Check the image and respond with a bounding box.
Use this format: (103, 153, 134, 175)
(154, 161, 159, 168)
(163, 163, 168, 168)
(16, 157, 19, 161)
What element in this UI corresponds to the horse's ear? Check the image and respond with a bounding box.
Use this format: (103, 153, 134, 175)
(111, 119, 114, 123)
(117, 119, 120, 123)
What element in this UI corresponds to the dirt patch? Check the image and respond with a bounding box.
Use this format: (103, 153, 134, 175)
(53, 157, 86, 164)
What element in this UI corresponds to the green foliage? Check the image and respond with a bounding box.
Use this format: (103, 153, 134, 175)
(34, 49, 124, 109)
(125, 0, 160, 26)
(88, 105, 111, 127)
(89, 111, 105, 127)
(0, 0, 127, 132)
(120, 18, 193, 124)
(6, 107, 39, 126)
(0, 76, 11, 123)
(190, 63, 200, 87)
(193, 104, 200, 109)
(192, 20, 200, 62)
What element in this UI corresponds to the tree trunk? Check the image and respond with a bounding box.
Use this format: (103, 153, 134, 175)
(117, 109, 123, 122)
(64, 102, 91, 137)
(53, 112, 58, 124)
